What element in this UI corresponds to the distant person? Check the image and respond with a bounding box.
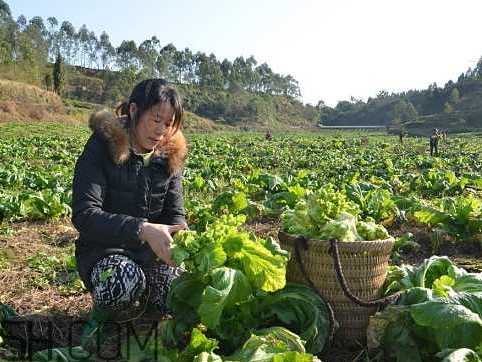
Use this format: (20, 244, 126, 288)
(265, 130, 273, 141)
(429, 128, 440, 156)
(399, 130, 404, 143)
(71, 78, 188, 350)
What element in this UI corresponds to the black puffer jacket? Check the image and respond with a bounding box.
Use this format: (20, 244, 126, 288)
(72, 109, 188, 290)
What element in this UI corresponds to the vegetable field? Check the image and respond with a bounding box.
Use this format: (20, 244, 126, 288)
(1, 121, 482, 362)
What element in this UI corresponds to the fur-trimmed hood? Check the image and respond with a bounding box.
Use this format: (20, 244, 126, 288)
(88, 109, 187, 175)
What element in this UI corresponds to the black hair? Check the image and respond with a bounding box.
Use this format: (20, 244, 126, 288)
(115, 78, 183, 134)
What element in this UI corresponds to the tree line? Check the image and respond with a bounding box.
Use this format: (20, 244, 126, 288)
(319, 56, 482, 129)
(4, 0, 481, 129)
(0, 0, 301, 101)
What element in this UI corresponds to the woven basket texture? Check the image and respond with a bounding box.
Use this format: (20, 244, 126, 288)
(279, 231, 394, 344)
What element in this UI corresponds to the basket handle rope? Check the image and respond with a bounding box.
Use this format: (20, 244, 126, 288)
(328, 238, 402, 307)
(295, 236, 402, 309)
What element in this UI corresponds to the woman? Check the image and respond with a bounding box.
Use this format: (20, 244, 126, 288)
(72, 78, 188, 325)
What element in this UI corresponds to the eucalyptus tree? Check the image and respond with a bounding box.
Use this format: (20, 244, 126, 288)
(473, 56, 482, 80)
(271, 73, 283, 95)
(231, 56, 246, 88)
(157, 43, 176, 81)
(284, 75, 301, 97)
(116, 39, 138, 69)
(245, 55, 258, 92)
(0, 0, 11, 19)
(12, 17, 32, 64)
(194, 51, 207, 85)
(220, 58, 231, 87)
(0, 0, 15, 63)
(207, 53, 224, 88)
(26, 16, 48, 65)
(16, 14, 26, 32)
(138, 36, 160, 77)
(195, 51, 218, 87)
(86, 31, 98, 68)
(59, 21, 75, 64)
(172, 48, 185, 83)
(76, 25, 98, 68)
(98, 31, 115, 70)
(171, 47, 196, 84)
(77, 24, 89, 67)
(194, 52, 222, 88)
(181, 48, 195, 84)
(46, 16, 58, 61)
(256, 62, 273, 93)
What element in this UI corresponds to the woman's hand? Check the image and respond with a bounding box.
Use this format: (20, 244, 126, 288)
(138, 222, 188, 266)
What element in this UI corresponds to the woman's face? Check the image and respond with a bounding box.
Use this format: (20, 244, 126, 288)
(130, 102, 175, 152)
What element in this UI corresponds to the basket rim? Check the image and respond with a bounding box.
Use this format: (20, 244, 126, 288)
(278, 230, 395, 253)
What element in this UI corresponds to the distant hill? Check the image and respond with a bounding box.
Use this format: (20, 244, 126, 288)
(322, 79, 482, 133)
(177, 84, 320, 131)
(61, 67, 321, 131)
(0, 77, 315, 132)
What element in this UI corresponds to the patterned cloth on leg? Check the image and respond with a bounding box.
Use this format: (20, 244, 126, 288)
(90, 254, 147, 313)
(83, 254, 147, 354)
(145, 262, 184, 315)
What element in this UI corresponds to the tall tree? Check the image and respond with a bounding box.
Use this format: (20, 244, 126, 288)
(195, 51, 224, 87)
(256, 63, 273, 93)
(181, 48, 195, 84)
(46, 16, 59, 61)
(98, 31, 115, 70)
(77, 24, 89, 67)
(284, 75, 301, 97)
(0, 0, 15, 63)
(87, 31, 98, 68)
(244, 55, 258, 91)
(232, 56, 246, 87)
(172, 48, 185, 83)
(207, 53, 223, 88)
(59, 21, 75, 63)
(474, 56, 482, 79)
(157, 43, 176, 81)
(138, 36, 159, 77)
(116, 40, 138, 69)
(220, 58, 231, 87)
(196, 53, 223, 88)
(194, 51, 208, 85)
(0, 0, 11, 18)
(26, 16, 48, 66)
(16, 14, 26, 31)
(53, 52, 65, 95)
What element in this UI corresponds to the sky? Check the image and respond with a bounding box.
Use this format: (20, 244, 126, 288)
(10, 0, 482, 107)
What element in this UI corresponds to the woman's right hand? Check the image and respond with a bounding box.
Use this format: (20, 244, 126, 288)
(138, 222, 187, 266)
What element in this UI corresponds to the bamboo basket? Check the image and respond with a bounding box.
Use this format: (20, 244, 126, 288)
(278, 231, 395, 345)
